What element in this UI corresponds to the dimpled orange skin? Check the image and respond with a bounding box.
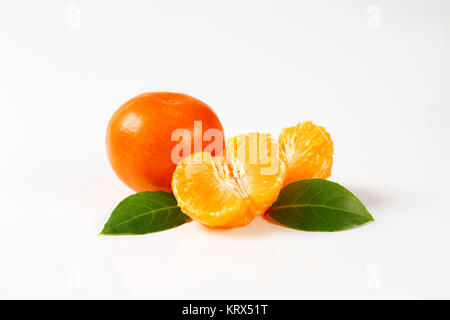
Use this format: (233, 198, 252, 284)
(106, 92, 224, 193)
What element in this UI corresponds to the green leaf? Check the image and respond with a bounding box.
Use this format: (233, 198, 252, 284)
(267, 179, 374, 232)
(100, 191, 190, 235)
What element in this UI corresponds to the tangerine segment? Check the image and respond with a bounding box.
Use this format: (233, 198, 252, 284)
(172, 133, 286, 228)
(279, 121, 334, 186)
(226, 133, 286, 210)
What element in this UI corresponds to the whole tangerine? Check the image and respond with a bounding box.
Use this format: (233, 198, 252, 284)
(106, 92, 224, 192)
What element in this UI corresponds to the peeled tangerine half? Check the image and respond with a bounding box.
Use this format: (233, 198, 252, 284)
(172, 133, 286, 228)
(279, 121, 334, 186)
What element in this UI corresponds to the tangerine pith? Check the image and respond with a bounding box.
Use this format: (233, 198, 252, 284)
(172, 133, 286, 228)
(279, 121, 333, 186)
(171, 121, 334, 228)
(106, 92, 334, 230)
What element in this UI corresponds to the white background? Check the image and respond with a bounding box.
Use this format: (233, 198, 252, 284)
(1, 0, 449, 299)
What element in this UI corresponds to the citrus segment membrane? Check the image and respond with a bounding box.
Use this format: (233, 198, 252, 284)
(172, 133, 286, 227)
(279, 121, 333, 186)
